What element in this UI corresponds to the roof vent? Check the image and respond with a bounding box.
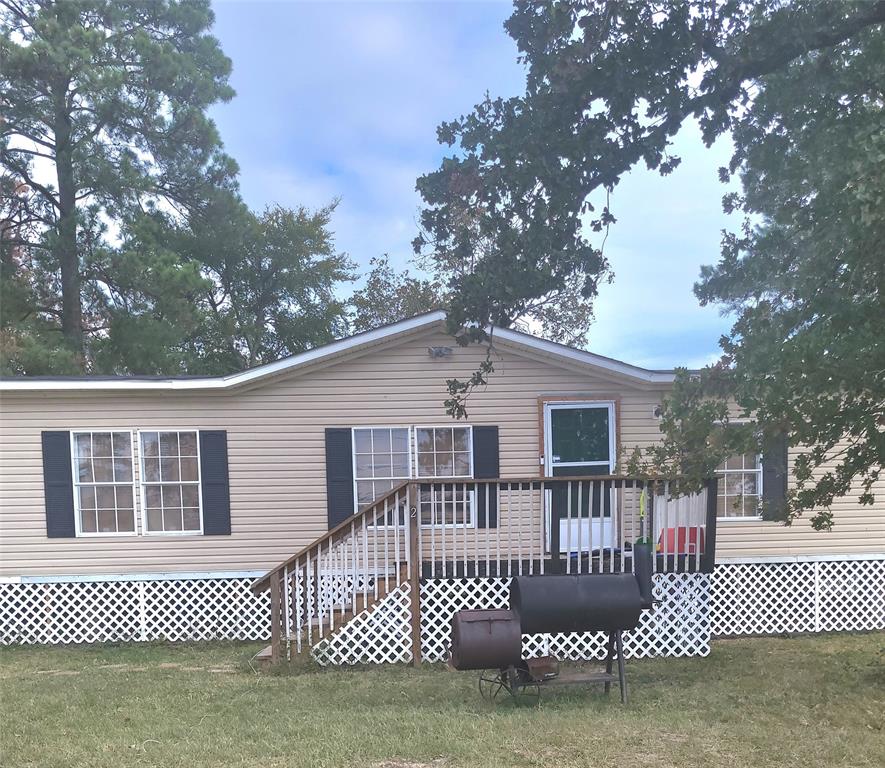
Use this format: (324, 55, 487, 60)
(428, 346, 453, 359)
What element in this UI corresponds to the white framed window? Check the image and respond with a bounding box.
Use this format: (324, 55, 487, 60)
(716, 452, 762, 519)
(352, 427, 411, 512)
(139, 430, 203, 534)
(71, 431, 137, 536)
(418, 483, 474, 527)
(350, 425, 476, 526)
(414, 426, 473, 479)
(415, 426, 474, 526)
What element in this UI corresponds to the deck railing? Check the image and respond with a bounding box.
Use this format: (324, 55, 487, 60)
(252, 475, 718, 662)
(413, 476, 718, 578)
(251, 481, 417, 661)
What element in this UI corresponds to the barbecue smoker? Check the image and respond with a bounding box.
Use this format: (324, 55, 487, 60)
(450, 544, 655, 704)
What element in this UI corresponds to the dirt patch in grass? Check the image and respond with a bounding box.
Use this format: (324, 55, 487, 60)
(1, 634, 883, 768)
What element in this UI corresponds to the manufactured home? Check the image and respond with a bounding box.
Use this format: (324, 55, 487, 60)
(1, 311, 882, 662)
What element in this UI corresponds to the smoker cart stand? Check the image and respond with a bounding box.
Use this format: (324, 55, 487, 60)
(477, 628, 628, 705)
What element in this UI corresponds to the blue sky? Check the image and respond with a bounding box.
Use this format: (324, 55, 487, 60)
(210, 1, 736, 369)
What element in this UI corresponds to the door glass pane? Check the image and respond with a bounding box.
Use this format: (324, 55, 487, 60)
(551, 407, 610, 463)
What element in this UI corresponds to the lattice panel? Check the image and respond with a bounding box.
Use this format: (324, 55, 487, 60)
(142, 579, 270, 642)
(710, 558, 885, 636)
(419, 577, 511, 662)
(3, 558, 882, 652)
(0, 578, 268, 645)
(817, 559, 885, 632)
(311, 583, 413, 666)
(710, 561, 816, 636)
(419, 574, 711, 663)
(0, 581, 142, 644)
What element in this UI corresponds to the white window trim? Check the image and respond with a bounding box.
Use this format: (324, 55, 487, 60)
(137, 428, 204, 537)
(417, 481, 477, 530)
(70, 429, 139, 538)
(351, 426, 413, 515)
(413, 424, 474, 480)
(542, 401, 616, 475)
(414, 424, 475, 528)
(350, 424, 477, 527)
(714, 420, 764, 522)
(716, 455, 763, 521)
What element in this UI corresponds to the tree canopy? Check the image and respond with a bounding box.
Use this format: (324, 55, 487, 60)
(1, 0, 237, 370)
(419, 0, 885, 524)
(350, 255, 443, 334)
(0, 0, 355, 375)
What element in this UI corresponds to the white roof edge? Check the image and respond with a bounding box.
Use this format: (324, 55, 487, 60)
(0, 311, 448, 392)
(0, 311, 677, 392)
(491, 326, 676, 383)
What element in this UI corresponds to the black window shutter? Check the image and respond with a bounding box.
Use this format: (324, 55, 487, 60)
(761, 430, 789, 522)
(200, 431, 231, 535)
(42, 431, 75, 538)
(473, 426, 499, 528)
(325, 428, 355, 530)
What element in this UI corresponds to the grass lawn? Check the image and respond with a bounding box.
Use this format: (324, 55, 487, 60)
(1, 633, 883, 768)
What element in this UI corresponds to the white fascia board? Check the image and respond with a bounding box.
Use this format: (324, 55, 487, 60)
(491, 326, 677, 384)
(0, 311, 678, 392)
(0, 311, 448, 393)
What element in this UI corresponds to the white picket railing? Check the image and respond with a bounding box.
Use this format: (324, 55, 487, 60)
(252, 483, 414, 660)
(251, 476, 718, 662)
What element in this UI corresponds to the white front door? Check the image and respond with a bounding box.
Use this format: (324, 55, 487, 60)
(544, 401, 617, 554)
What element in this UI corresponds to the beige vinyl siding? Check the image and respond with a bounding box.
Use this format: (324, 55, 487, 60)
(714, 449, 885, 559)
(1, 325, 883, 576)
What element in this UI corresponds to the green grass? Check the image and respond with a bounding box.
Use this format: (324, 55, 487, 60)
(1, 633, 883, 768)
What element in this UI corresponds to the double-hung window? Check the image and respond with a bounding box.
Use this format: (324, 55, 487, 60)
(72, 431, 136, 535)
(350, 425, 475, 526)
(415, 426, 474, 526)
(139, 431, 203, 534)
(353, 428, 411, 511)
(716, 452, 762, 519)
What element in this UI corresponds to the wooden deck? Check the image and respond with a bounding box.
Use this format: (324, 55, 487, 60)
(252, 476, 718, 664)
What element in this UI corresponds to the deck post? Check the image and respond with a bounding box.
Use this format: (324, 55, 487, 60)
(269, 573, 282, 664)
(701, 476, 719, 574)
(407, 482, 422, 667)
(549, 482, 562, 574)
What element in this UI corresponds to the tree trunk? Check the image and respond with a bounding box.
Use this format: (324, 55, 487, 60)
(53, 85, 83, 369)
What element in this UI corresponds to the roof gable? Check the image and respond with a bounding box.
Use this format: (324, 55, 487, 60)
(0, 311, 677, 392)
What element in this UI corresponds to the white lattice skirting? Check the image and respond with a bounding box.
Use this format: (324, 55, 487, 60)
(1, 558, 883, 656)
(710, 558, 885, 636)
(0, 577, 270, 645)
(420, 573, 711, 662)
(312, 583, 413, 666)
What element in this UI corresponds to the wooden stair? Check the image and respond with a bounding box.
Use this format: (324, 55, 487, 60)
(255, 564, 409, 667)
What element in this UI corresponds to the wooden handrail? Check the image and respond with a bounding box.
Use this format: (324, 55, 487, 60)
(251, 480, 412, 593)
(251, 474, 709, 593)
